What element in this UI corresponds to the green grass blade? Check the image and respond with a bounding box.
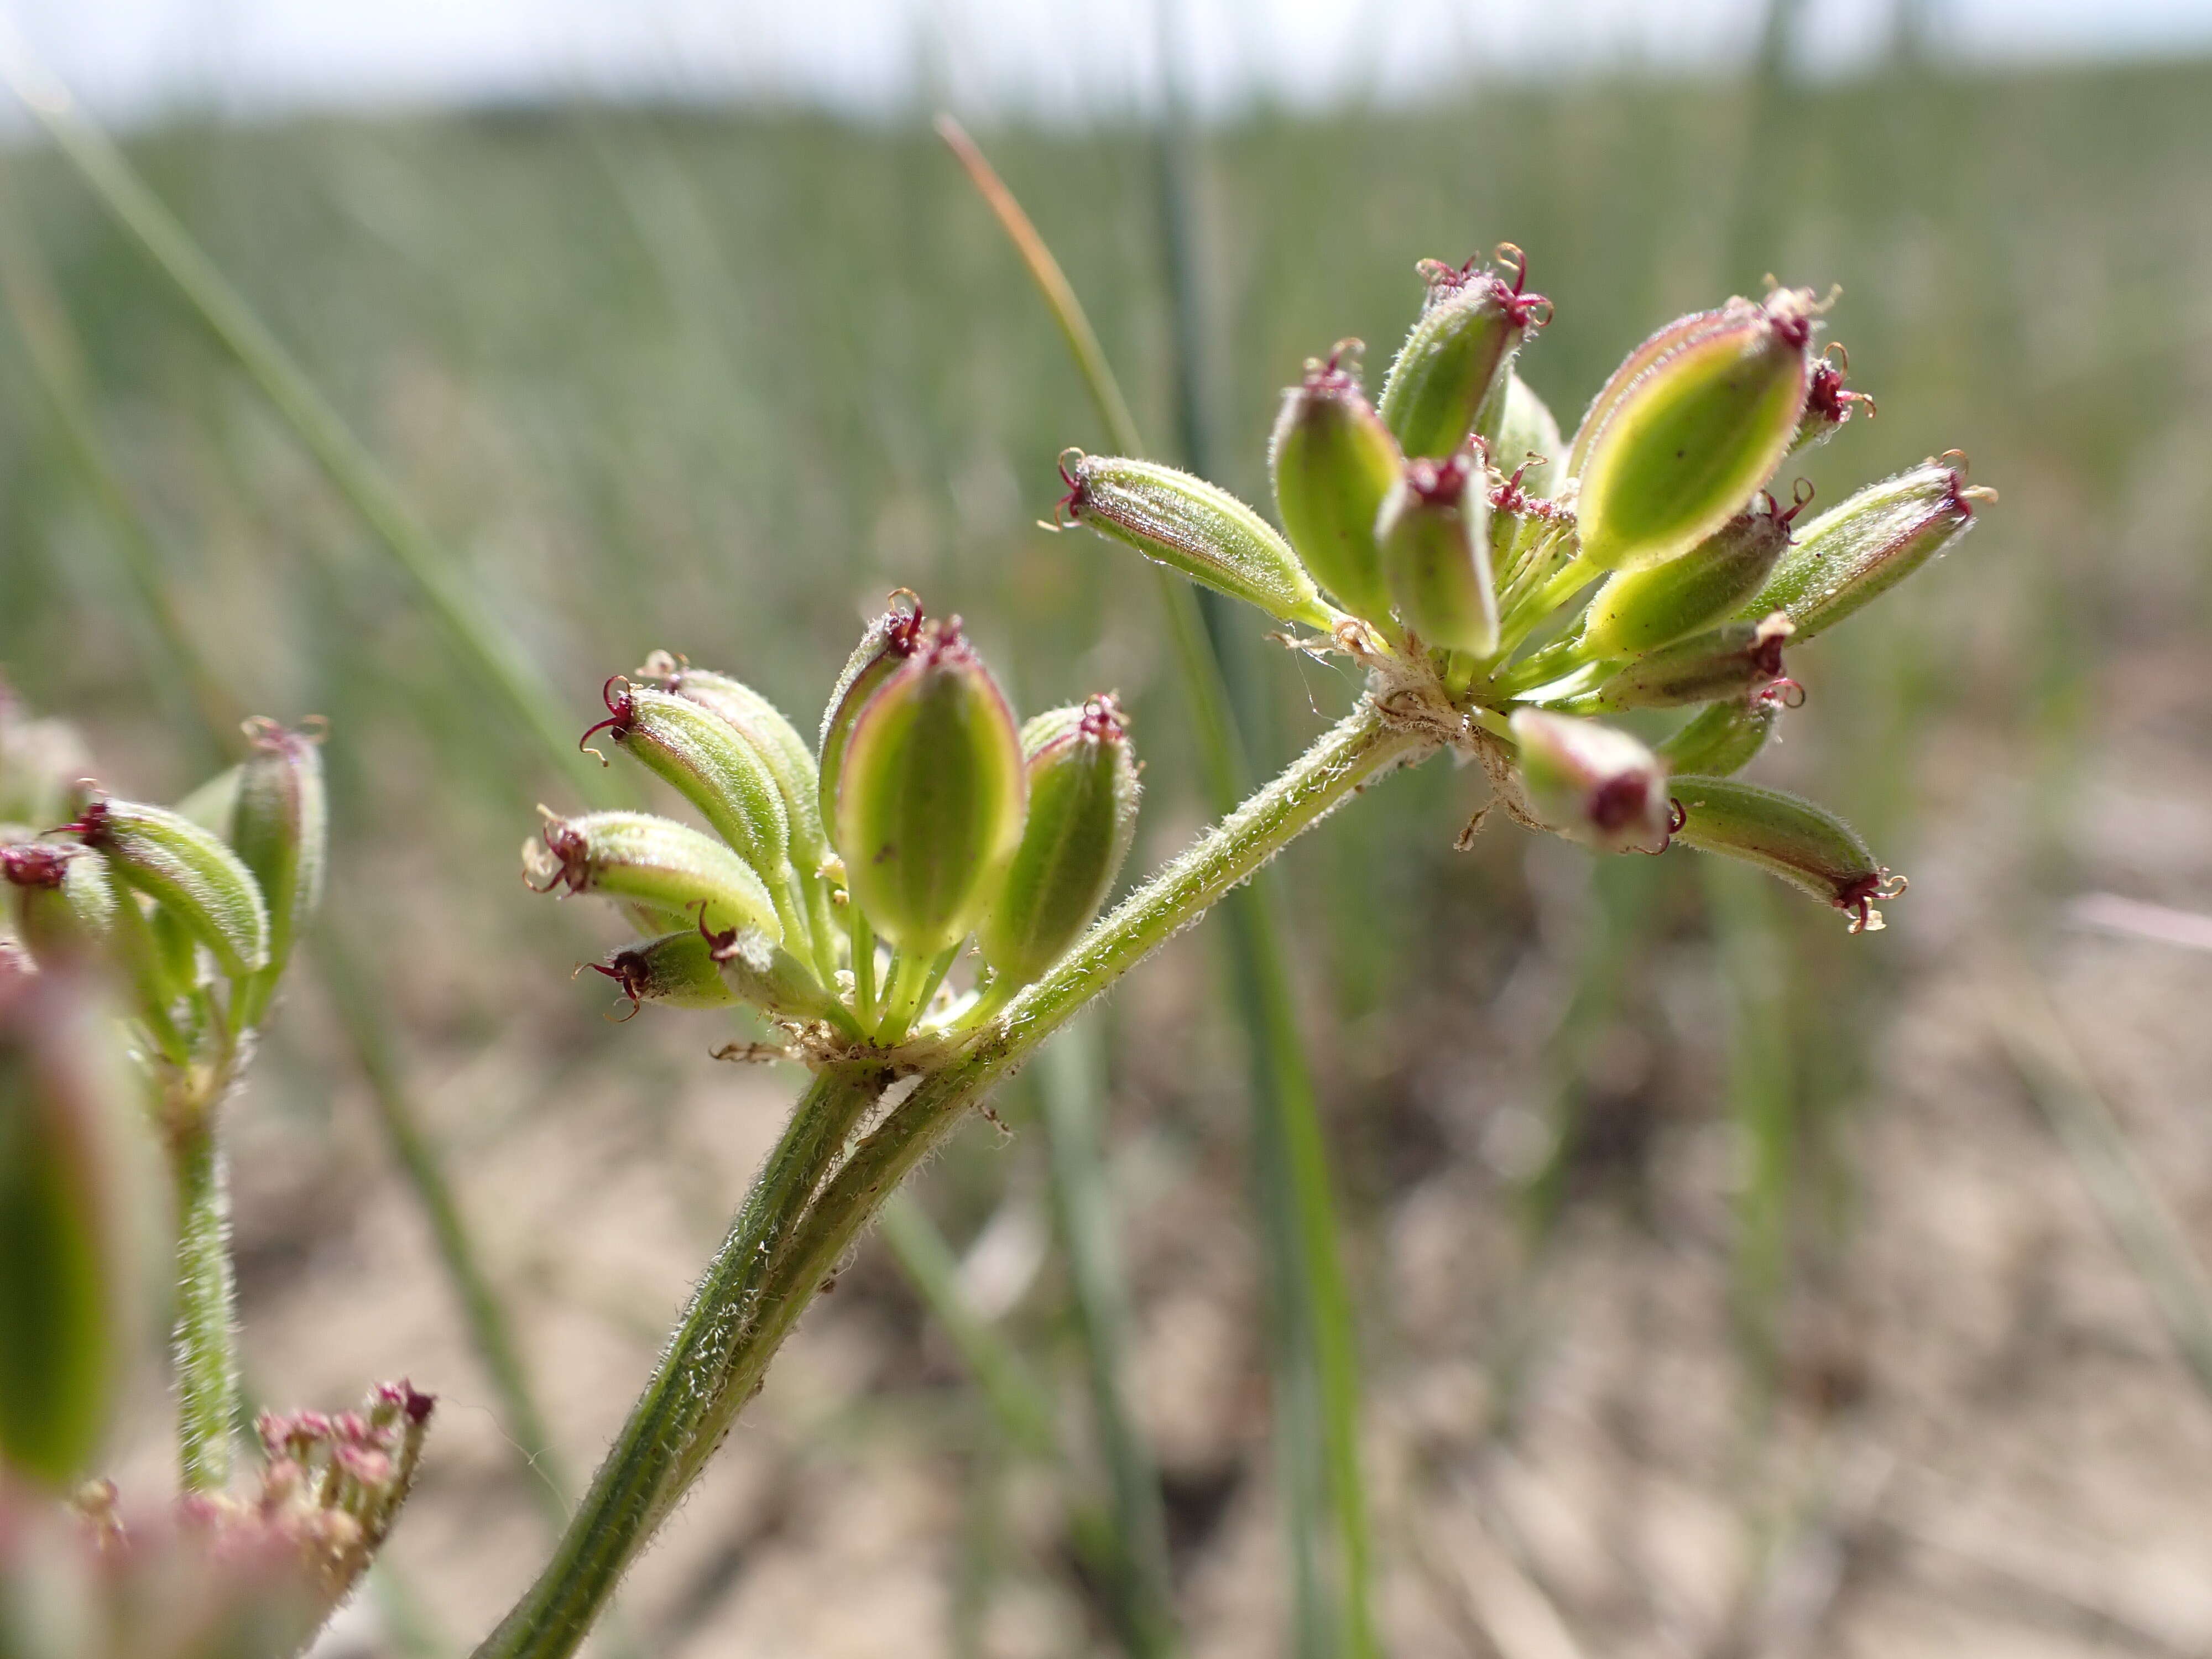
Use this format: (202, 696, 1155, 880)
(937, 118, 1142, 457)
(0, 171, 242, 764)
(1150, 94, 1373, 1657)
(875, 1190, 1060, 1460)
(1703, 860, 1797, 1375)
(1041, 1020, 1181, 1659)
(319, 928, 575, 1524)
(875, 1182, 1162, 1642)
(1988, 968, 2212, 1401)
(0, 36, 619, 809)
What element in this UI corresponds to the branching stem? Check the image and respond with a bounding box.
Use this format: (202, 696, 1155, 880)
(472, 701, 1434, 1658)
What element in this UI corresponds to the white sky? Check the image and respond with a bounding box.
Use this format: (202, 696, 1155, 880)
(7, 0, 2212, 125)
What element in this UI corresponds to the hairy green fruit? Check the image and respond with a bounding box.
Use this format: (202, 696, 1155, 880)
(703, 925, 853, 1027)
(1654, 698, 1781, 778)
(527, 810, 782, 943)
(1509, 709, 1675, 855)
(1670, 775, 1903, 932)
(4, 843, 117, 964)
(63, 796, 269, 979)
(1060, 453, 1333, 631)
(1570, 614, 1794, 712)
(978, 697, 1141, 985)
(1580, 491, 1800, 659)
(6, 846, 188, 1061)
(582, 683, 789, 890)
(589, 928, 739, 1014)
(644, 658, 827, 881)
(1572, 290, 1819, 572)
(1269, 346, 1401, 623)
(1378, 249, 1550, 461)
(1747, 458, 1985, 641)
(818, 597, 927, 847)
(231, 721, 328, 986)
(836, 622, 1026, 958)
(1376, 451, 1499, 654)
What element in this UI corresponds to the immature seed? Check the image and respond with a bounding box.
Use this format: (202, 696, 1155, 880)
(59, 796, 269, 978)
(231, 719, 328, 983)
(1375, 450, 1499, 655)
(977, 696, 1141, 986)
(817, 595, 927, 848)
(1572, 288, 1820, 572)
(1653, 697, 1782, 779)
(1269, 343, 1401, 624)
(1569, 613, 1794, 712)
(834, 620, 1027, 958)
(580, 682, 790, 890)
(526, 810, 782, 943)
(1508, 709, 1675, 855)
(1669, 775, 1903, 932)
(1060, 453, 1334, 631)
(1746, 457, 1984, 641)
(1378, 247, 1551, 461)
(1579, 487, 1805, 659)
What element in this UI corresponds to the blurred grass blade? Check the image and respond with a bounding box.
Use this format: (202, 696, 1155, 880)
(877, 1190, 1058, 1460)
(1150, 84, 1372, 1653)
(937, 116, 1141, 457)
(1703, 861, 1796, 1374)
(1985, 966, 2212, 1400)
(0, 170, 241, 762)
(320, 928, 575, 1522)
(939, 116, 1373, 1658)
(0, 30, 617, 808)
(1041, 1020, 1180, 1658)
(875, 1186, 1140, 1626)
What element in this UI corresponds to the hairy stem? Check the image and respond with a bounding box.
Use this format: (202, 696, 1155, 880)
(170, 1109, 239, 1491)
(473, 702, 1431, 1659)
(471, 1061, 890, 1658)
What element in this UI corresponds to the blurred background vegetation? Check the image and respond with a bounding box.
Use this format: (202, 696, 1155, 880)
(3, 19, 2211, 1656)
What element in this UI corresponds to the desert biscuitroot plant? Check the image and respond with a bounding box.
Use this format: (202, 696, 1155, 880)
(0, 689, 434, 1658)
(470, 251, 1990, 1657)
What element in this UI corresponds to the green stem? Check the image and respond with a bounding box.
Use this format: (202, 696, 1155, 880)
(915, 943, 964, 1024)
(472, 1061, 891, 1659)
(849, 905, 878, 1030)
(802, 876, 842, 995)
(874, 948, 937, 1045)
(1496, 552, 1599, 660)
(170, 1110, 239, 1491)
(472, 705, 1432, 1659)
(1490, 632, 1600, 698)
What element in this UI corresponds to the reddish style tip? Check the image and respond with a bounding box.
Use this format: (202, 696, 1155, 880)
(578, 676, 635, 763)
(0, 842, 73, 888)
(1589, 773, 1653, 836)
(1405, 451, 1478, 507)
(1078, 692, 1129, 743)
